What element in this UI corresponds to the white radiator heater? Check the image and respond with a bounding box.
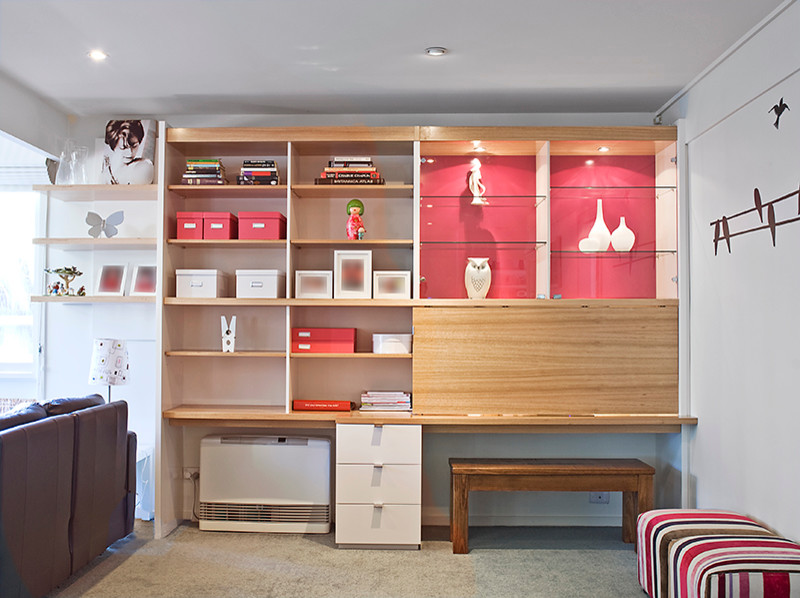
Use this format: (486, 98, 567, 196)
(198, 435, 331, 533)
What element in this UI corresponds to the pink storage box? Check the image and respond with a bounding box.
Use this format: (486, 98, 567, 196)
(203, 212, 238, 240)
(291, 328, 356, 353)
(176, 211, 204, 240)
(238, 211, 287, 240)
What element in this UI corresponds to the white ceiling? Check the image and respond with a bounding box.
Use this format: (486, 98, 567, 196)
(0, 0, 787, 118)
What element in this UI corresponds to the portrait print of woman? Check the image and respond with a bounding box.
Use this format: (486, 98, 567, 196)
(100, 119, 156, 185)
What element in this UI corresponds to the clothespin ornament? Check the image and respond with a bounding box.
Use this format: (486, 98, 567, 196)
(221, 315, 236, 353)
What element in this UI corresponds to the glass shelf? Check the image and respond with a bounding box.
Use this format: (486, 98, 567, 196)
(421, 240, 546, 246)
(551, 249, 676, 255)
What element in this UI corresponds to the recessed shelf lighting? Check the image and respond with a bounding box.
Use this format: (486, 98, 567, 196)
(597, 146, 610, 152)
(425, 47, 448, 57)
(471, 140, 486, 152)
(88, 49, 108, 62)
(585, 159, 595, 165)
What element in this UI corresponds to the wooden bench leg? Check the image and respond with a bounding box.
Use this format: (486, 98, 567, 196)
(622, 473, 654, 545)
(451, 473, 469, 554)
(622, 491, 636, 543)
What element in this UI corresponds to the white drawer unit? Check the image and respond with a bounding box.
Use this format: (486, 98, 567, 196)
(335, 504, 421, 546)
(335, 423, 421, 548)
(336, 423, 421, 464)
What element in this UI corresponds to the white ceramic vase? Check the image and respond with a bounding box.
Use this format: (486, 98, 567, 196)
(465, 257, 491, 299)
(610, 216, 636, 251)
(587, 199, 611, 251)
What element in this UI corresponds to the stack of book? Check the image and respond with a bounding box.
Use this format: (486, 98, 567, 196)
(359, 391, 412, 412)
(237, 159, 280, 185)
(315, 156, 385, 185)
(181, 158, 227, 185)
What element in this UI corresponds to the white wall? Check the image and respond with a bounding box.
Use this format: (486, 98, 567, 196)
(662, 0, 800, 540)
(0, 71, 68, 157)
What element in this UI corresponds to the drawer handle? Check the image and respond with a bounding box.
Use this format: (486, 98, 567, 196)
(373, 463, 383, 469)
(190, 281, 204, 287)
(373, 502, 384, 509)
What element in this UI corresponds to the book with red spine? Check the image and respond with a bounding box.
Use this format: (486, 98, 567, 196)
(292, 400, 355, 411)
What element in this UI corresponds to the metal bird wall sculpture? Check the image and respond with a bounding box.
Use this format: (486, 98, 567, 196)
(711, 184, 800, 254)
(769, 97, 790, 129)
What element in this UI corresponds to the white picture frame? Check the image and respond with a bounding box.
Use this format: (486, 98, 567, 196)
(295, 270, 333, 299)
(129, 265, 157, 296)
(95, 264, 128, 296)
(373, 271, 411, 299)
(334, 250, 372, 299)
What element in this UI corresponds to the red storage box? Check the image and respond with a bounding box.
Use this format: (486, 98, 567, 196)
(238, 211, 287, 240)
(291, 328, 356, 353)
(176, 211, 204, 240)
(203, 212, 238, 240)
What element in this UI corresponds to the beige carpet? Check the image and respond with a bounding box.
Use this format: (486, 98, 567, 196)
(49, 522, 643, 598)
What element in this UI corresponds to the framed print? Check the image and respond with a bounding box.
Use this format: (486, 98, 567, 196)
(130, 265, 157, 296)
(373, 271, 411, 299)
(295, 270, 333, 299)
(334, 250, 372, 299)
(95, 264, 128, 296)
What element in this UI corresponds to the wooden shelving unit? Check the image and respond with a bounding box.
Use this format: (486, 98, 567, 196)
(155, 124, 686, 539)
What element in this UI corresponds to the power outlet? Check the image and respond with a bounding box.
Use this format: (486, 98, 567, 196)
(589, 491, 610, 504)
(182, 467, 199, 480)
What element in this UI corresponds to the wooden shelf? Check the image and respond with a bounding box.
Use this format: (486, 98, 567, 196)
(291, 238, 413, 248)
(167, 238, 287, 249)
(32, 295, 155, 304)
(164, 297, 415, 307)
(33, 184, 157, 202)
(167, 184, 288, 198)
(162, 403, 696, 433)
(165, 350, 285, 357)
(34, 237, 157, 250)
(162, 297, 677, 308)
(291, 352, 412, 359)
(291, 184, 413, 198)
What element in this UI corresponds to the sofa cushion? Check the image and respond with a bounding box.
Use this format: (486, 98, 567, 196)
(0, 414, 75, 598)
(70, 400, 132, 573)
(0, 402, 47, 432)
(43, 394, 105, 416)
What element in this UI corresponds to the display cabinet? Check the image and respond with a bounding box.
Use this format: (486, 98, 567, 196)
(156, 125, 682, 538)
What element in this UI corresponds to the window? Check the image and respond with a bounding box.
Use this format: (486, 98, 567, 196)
(0, 130, 50, 396)
(0, 191, 37, 376)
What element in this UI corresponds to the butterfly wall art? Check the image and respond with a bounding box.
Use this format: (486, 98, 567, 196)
(86, 210, 124, 238)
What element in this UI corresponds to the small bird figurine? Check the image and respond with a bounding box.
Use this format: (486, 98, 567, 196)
(768, 97, 790, 129)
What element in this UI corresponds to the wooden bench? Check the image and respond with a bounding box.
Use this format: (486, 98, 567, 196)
(449, 458, 655, 554)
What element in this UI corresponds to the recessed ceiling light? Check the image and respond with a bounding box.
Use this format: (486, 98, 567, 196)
(471, 140, 485, 152)
(597, 146, 610, 152)
(88, 49, 108, 62)
(425, 47, 448, 56)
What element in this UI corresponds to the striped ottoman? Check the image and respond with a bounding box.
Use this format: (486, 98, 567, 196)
(669, 535, 800, 598)
(638, 509, 776, 598)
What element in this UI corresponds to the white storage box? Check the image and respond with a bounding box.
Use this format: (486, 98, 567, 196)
(176, 269, 226, 298)
(235, 269, 286, 299)
(372, 333, 412, 354)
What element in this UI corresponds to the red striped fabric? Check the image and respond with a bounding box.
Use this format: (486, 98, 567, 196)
(637, 509, 774, 597)
(669, 535, 800, 598)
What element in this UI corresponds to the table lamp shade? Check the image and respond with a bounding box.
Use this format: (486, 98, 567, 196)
(88, 338, 129, 386)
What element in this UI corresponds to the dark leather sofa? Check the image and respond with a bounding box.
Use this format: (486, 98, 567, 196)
(0, 395, 136, 598)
